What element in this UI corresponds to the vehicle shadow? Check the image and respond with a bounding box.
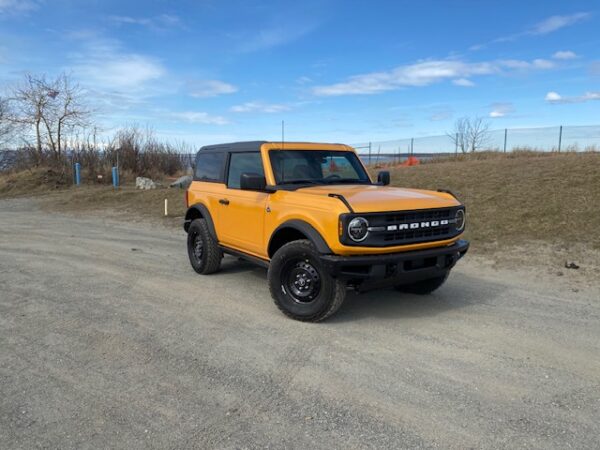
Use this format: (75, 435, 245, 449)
(330, 272, 507, 323)
(214, 257, 507, 323)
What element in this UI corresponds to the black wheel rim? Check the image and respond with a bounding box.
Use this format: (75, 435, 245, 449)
(282, 258, 321, 304)
(192, 231, 204, 261)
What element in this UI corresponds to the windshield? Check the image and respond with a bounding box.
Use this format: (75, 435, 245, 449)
(269, 150, 371, 186)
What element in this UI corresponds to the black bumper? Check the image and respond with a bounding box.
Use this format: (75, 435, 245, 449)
(320, 240, 469, 291)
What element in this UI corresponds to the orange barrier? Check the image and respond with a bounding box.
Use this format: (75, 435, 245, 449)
(400, 156, 420, 166)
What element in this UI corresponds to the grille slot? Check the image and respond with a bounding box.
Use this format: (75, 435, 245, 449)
(383, 226, 451, 242)
(384, 209, 452, 223)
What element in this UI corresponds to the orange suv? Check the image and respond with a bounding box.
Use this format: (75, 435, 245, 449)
(185, 141, 468, 321)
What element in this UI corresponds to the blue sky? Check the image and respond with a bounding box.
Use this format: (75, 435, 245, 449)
(0, 0, 598, 146)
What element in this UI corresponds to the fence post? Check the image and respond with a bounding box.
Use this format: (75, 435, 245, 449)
(368, 142, 372, 165)
(112, 166, 119, 189)
(455, 133, 458, 156)
(74, 162, 81, 186)
(558, 125, 563, 152)
(503, 128, 508, 153)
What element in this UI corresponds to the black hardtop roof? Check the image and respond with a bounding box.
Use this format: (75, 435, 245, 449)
(198, 141, 267, 153)
(197, 141, 347, 154)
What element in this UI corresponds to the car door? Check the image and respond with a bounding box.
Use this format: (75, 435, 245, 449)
(218, 152, 269, 257)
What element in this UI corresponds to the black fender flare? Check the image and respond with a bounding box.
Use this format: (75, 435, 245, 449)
(184, 203, 218, 239)
(269, 220, 333, 255)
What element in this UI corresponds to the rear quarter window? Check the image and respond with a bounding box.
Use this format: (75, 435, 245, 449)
(195, 152, 226, 182)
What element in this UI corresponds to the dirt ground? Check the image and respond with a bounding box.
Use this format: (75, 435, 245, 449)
(1, 196, 599, 449)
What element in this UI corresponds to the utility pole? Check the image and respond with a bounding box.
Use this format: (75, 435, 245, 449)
(558, 125, 563, 152)
(503, 128, 508, 153)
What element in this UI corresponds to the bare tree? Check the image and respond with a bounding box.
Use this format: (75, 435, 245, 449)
(447, 117, 469, 153)
(0, 96, 14, 147)
(46, 73, 91, 157)
(10, 74, 51, 156)
(448, 116, 491, 153)
(10, 73, 91, 158)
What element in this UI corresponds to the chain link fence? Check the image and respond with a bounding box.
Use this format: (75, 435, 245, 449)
(353, 124, 600, 163)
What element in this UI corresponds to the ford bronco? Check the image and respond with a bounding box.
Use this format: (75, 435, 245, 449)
(184, 141, 469, 322)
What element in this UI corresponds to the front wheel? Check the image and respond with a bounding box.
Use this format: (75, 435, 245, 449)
(394, 272, 449, 295)
(268, 240, 346, 322)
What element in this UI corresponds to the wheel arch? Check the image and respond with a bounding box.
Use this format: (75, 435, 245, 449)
(268, 220, 332, 258)
(184, 203, 217, 239)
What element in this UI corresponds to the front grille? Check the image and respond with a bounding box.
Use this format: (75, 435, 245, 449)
(341, 207, 463, 247)
(382, 209, 453, 243)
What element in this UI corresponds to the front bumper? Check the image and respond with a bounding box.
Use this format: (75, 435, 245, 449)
(319, 239, 469, 291)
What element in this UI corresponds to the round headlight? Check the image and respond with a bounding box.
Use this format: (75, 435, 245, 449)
(348, 217, 369, 242)
(455, 209, 465, 231)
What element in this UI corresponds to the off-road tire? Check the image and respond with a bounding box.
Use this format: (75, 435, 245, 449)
(187, 218, 222, 274)
(268, 240, 346, 322)
(395, 272, 449, 295)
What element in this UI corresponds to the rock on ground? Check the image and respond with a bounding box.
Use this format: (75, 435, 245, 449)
(169, 175, 192, 189)
(135, 176, 157, 190)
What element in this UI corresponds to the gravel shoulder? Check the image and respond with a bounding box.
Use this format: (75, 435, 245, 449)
(1, 197, 599, 449)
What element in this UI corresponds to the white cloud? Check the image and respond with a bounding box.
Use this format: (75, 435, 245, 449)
(452, 78, 475, 87)
(237, 21, 317, 53)
(313, 58, 555, 96)
(473, 12, 591, 49)
(74, 54, 165, 89)
(187, 80, 237, 98)
(108, 14, 184, 30)
(489, 102, 514, 118)
(499, 58, 555, 70)
(545, 91, 562, 102)
(0, 0, 37, 15)
(230, 102, 290, 113)
(545, 91, 600, 104)
(68, 37, 166, 90)
(171, 111, 229, 125)
(296, 76, 313, 85)
(531, 12, 590, 35)
(552, 50, 578, 60)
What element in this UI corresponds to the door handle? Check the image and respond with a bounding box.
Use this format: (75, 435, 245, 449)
(219, 198, 230, 205)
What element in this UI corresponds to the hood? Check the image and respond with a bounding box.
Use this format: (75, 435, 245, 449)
(298, 184, 459, 213)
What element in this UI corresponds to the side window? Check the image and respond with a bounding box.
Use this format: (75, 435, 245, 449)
(227, 152, 264, 189)
(195, 152, 226, 182)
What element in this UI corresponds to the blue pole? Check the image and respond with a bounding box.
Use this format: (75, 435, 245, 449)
(112, 166, 119, 189)
(74, 162, 81, 186)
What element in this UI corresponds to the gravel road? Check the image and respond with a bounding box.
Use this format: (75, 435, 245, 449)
(1, 197, 599, 449)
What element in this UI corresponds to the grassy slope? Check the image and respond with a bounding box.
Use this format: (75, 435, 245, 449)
(2, 153, 599, 251)
(388, 153, 600, 250)
(41, 185, 188, 228)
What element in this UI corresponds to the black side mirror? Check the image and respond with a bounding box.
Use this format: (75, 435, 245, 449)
(240, 172, 266, 191)
(377, 170, 390, 186)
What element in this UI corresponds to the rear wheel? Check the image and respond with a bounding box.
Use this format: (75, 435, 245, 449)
(268, 240, 346, 322)
(187, 218, 222, 274)
(394, 272, 449, 295)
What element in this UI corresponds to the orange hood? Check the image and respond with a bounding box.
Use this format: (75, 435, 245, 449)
(298, 185, 460, 213)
